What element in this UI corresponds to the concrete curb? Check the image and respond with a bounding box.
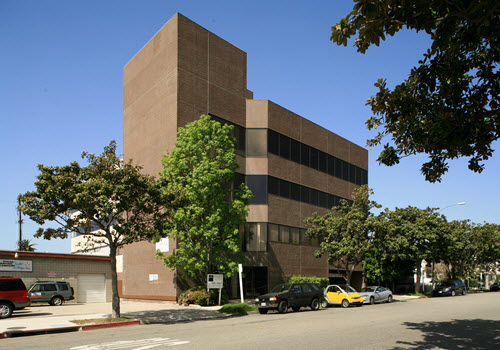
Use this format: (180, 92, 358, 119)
(0, 320, 141, 339)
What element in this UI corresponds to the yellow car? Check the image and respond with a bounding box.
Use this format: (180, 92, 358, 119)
(322, 284, 363, 308)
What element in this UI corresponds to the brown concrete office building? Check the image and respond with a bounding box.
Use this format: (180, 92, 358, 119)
(122, 13, 368, 300)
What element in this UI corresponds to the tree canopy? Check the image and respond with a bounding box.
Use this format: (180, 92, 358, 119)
(305, 185, 380, 286)
(332, 0, 500, 182)
(373, 206, 445, 292)
(19, 141, 168, 317)
(157, 115, 252, 284)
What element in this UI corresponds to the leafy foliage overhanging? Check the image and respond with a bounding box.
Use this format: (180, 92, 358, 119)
(332, 0, 500, 182)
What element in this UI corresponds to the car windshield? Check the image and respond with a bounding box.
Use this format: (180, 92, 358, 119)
(437, 281, 454, 287)
(338, 285, 357, 293)
(360, 287, 376, 293)
(270, 284, 291, 293)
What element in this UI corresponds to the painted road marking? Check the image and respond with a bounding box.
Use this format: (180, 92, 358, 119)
(70, 337, 189, 350)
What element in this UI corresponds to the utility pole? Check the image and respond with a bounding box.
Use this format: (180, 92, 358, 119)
(18, 197, 23, 250)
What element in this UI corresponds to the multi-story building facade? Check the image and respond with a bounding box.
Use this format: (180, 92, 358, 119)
(122, 13, 368, 300)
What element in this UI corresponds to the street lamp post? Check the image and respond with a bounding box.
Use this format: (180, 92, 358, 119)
(432, 202, 466, 289)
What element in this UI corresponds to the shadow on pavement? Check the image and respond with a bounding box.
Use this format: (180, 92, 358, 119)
(390, 319, 500, 350)
(123, 308, 231, 325)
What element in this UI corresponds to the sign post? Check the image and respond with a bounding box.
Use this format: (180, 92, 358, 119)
(238, 264, 244, 303)
(207, 274, 224, 305)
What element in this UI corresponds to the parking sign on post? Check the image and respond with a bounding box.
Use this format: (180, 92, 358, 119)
(207, 274, 224, 305)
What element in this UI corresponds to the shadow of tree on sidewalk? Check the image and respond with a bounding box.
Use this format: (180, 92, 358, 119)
(390, 319, 500, 350)
(123, 308, 231, 325)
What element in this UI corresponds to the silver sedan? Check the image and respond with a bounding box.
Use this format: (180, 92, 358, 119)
(358, 286, 393, 304)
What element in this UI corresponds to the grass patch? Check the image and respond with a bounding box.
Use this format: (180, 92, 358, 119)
(71, 317, 136, 325)
(218, 303, 257, 316)
(405, 292, 431, 297)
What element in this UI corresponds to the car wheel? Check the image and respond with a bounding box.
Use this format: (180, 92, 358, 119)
(321, 300, 329, 308)
(387, 295, 393, 303)
(51, 296, 64, 306)
(341, 299, 350, 308)
(292, 306, 301, 312)
(258, 308, 268, 314)
(278, 300, 288, 314)
(370, 297, 375, 305)
(0, 302, 13, 319)
(451, 290, 456, 297)
(310, 298, 320, 311)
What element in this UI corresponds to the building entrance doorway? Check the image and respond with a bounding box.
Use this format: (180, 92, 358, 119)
(243, 266, 268, 297)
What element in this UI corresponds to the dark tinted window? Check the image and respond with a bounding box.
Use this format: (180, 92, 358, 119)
(319, 151, 327, 173)
(279, 134, 290, 159)
(327, 155, 335, 176)
(309, 283, 322, 292)
(310, 189, 319, 206)
(310, 148, 319, 170)
(290, 139, 301, 163)
(355, 166, 362, 185)
(342, 160, 349, 180)
(301, 144, 310, 167)
(302, 284, 312, 292)
(42, 284, 57, 292)
(362, 169, 368, 185)
(279, 179, 290, 198)
(57, 283, 69, 291)
(290, 183, 301, 201)
(349, 164, 356, 183)
(268, 129, 279, 155)
(0, 278, 26, 291)
(335, 158, 342, 178)
(300, 186, 310, 204)
(268, 176, 279, 196)
(319, 192, 328, 208)
(246, 175, 267, 204)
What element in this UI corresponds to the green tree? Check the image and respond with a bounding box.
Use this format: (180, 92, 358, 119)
(442, 220, 500, 280)
(157, 115, 252, 283)
(17, 239, 37, 252)
(18, 141, 168, 317)
(304, 185, 380, 286)
(332, 0, 500, 182)
(362, 244, 413, 287)
(375, 206, 444, 293)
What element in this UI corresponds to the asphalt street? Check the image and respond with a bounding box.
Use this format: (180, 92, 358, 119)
(2, 292, 500, 350)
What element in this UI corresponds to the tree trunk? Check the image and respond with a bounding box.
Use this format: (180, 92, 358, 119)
(415, 260, 422, 294)
(109, 243, 120, 318)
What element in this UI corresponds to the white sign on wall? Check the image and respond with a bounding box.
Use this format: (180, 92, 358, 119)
(155, 238, 169, 252)
(0, 259, 32, 272)
(149, 274, 159, 281)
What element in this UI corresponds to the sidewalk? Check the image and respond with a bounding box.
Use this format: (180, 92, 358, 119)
(0, 300, 226, 339)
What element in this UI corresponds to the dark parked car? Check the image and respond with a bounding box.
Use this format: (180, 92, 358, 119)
(490, 282, 500, 292)
(0, 277, 31, 318)
(433, 279, 466, 297)
(28, 281, 74, 305)
(255, 283, 324, 314)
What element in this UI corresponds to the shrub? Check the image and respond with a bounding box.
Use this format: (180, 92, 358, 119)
(210, 288, 229, 305)
(178, 287, 210, 306)
(288, 276, 329, 289)
(218, 303, 257, 316)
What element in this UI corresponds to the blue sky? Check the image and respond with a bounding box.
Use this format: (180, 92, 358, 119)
(1, 0, 498, 254)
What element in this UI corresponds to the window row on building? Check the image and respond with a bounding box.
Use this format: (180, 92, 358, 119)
(245, 175, 352, 209)
(209, 114, 368, 186)
(267, 129, 367, 186)
(244, 222, 321, 252)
